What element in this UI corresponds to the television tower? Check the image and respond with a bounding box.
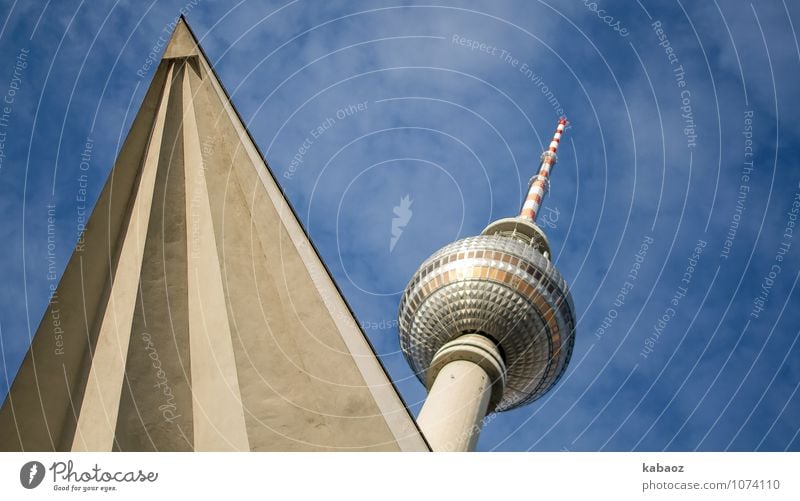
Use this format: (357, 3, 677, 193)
(398, 118, 576, 451)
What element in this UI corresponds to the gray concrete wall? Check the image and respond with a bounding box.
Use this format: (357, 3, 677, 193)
(0, 19, 427, 452)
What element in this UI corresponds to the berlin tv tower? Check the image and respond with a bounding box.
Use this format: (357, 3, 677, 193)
(398, 118, 576, 451)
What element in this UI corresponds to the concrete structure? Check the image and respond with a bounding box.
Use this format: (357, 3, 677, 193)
(399, 119, 576, 451)
(0, 17, 428, 452)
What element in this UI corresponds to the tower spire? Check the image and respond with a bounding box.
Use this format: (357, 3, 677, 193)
(519, 117, 568, 221)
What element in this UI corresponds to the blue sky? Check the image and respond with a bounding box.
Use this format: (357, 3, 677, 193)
(0, 0, 798, 451)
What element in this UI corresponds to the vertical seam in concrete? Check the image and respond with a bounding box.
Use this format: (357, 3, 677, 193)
(71, 63, 175, 452)
(181, 61, 249, 451)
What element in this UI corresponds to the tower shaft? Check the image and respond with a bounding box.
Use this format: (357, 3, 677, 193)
(416, 361, 492, 451)
(415, 335, 505, 451)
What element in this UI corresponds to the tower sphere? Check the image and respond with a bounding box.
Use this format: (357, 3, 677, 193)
(398, 218, 576, 412)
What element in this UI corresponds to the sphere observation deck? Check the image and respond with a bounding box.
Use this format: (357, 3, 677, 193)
(398, 218, 576, 412)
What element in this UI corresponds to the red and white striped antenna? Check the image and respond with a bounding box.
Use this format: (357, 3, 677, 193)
(519, 117, 567, 222)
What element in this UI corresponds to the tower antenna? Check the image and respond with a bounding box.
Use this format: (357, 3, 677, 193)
(519, 117, 568, 222)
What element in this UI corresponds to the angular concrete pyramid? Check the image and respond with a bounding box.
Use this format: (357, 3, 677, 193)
(0, 17, 427, 451)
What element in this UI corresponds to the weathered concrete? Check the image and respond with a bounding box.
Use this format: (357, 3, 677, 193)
(0, 17, 427, 452)
(417, 360, 492, 452)
(416, 335, 505, 451)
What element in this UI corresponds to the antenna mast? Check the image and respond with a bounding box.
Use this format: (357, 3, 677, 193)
(519, 118, 568, 222)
